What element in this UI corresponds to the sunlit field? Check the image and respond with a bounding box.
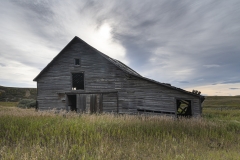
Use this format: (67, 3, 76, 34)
(0, 101, 240, 160)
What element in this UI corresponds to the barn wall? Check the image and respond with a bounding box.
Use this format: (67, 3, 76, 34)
(36, 38, 202, 116)
(37, 39, 127, 110)
(117, 76, 201, 116)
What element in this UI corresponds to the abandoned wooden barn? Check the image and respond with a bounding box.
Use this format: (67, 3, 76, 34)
(33, 36, 205, 117)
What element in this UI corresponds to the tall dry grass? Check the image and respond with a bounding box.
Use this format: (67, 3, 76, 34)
(0, 106, 240, 160)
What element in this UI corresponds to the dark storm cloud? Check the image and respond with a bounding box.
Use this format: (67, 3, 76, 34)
(11, 1, 54, 27)
(108, 1, 190, 68)
(125, 1, 240, 87)
(1, 0, 240, 92)
(9, 0, 69, 45)
(76, 0, 240, 88)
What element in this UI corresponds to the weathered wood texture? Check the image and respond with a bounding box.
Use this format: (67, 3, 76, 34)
(36, 38, 202, 116)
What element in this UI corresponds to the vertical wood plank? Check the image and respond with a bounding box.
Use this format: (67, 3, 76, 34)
(77, 94, 81, 113)
(86, 94, 90, 113)
(82, 94, 86, 112)
(117, 92, 119, 113)
(99, 94, 103, 113)
(65, 94, 69, 111)
(90, 94, 94, 113)
(95, 94, 99, 113)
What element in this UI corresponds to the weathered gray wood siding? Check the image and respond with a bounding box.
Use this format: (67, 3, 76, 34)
(36, 39, 202, 116)
(117, 77, 201, 116)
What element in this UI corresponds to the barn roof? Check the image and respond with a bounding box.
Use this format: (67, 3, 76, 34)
(33, 36, 204, 99)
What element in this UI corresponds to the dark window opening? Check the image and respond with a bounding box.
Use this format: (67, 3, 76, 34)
(67, 95, 77, 112)
(75, 59, 80, 65)
(72, 73, 84, 90)
(176, 99, 192, 117)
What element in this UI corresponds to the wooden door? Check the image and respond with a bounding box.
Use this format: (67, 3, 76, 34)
(77, 94, 86, 113)
(90, 94, 103, 113)
(76, 94, 103, 113)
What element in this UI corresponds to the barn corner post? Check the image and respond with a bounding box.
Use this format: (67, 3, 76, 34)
(100, 93, 103, 113)
(35, 82, 39, 112)
(76, 94, 80, 113)
(35, 100, 38, 112)
(65, 94, 69, 112)
(174, 97, 178, 118)
(117, 92, 119, 114)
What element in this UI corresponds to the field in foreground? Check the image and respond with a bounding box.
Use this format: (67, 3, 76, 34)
(0, 105, 240, 159)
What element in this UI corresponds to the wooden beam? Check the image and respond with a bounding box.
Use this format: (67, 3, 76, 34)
(117, 92, 119, 113)
(65, 91, 118, 95)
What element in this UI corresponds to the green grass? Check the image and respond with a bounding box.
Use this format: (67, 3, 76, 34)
(0, 105, 240, 160)
(203, 108, 240, 121)
(203, 96, 240, 109)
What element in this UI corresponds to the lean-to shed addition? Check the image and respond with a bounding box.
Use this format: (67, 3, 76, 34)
(33, 36, 205, 117)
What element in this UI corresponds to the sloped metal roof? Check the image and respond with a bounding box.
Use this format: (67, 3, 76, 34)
(96, 52, 141, 77)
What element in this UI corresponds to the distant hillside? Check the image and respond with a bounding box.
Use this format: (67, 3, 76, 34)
(0, 86, 37, 102)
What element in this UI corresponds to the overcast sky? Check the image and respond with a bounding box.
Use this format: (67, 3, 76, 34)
(0, 0, 240, 96)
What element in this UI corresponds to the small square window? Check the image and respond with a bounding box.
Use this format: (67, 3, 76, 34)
(75, 59, 80, 65)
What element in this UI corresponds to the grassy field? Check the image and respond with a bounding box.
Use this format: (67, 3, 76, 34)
(202, 96, 240, 122)
(203, 96, 240, 109)
(0, 102, 18, 107)
(0, 99, 240, 160)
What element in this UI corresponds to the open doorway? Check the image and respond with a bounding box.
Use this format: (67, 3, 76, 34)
(176, 99, 192, 117)
(68, 95, 77, 111)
